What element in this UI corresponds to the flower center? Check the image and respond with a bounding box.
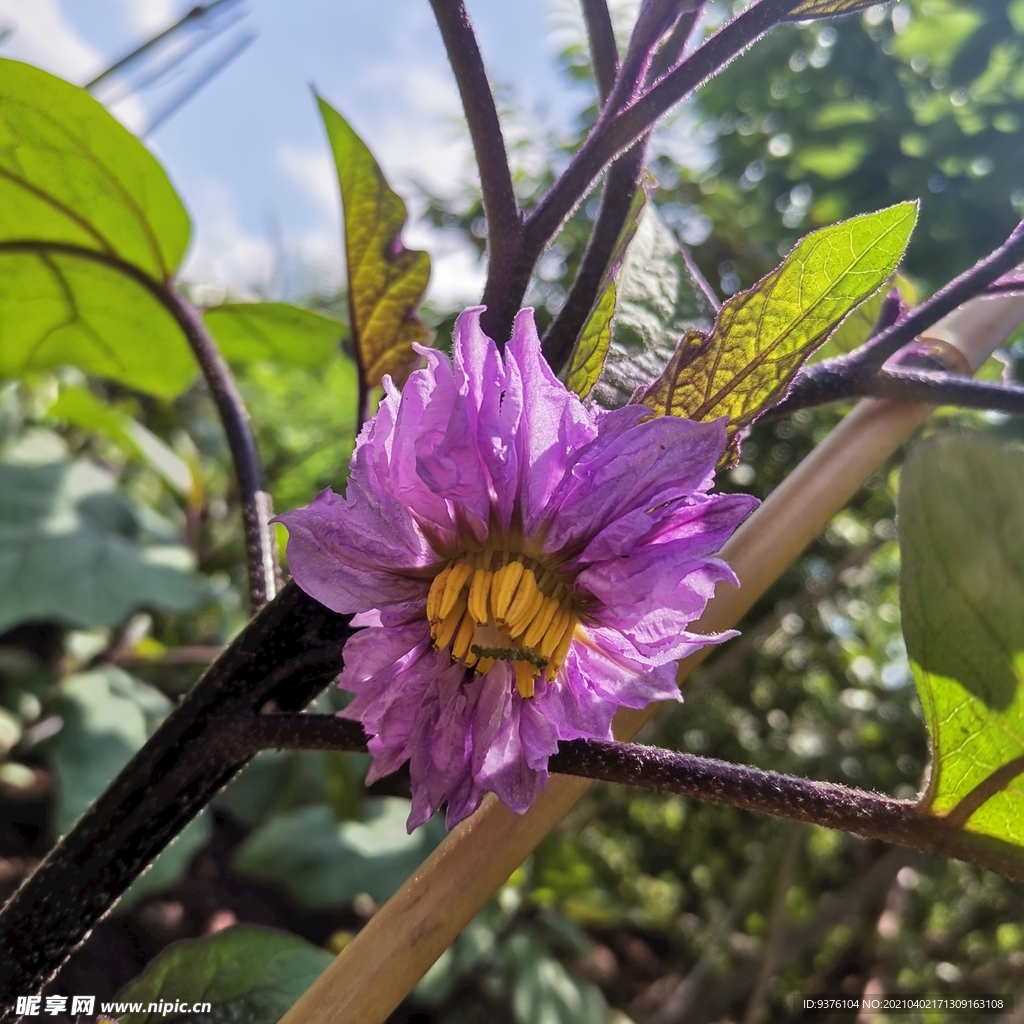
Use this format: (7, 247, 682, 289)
(426, 550, 579, 699)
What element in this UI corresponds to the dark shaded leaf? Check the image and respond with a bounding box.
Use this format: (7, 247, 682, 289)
(115, 925, 333, 1024)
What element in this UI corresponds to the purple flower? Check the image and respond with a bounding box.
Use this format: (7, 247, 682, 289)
(276, 308, 757, 831)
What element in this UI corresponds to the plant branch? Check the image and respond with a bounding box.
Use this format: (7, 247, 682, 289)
(162, 287, 281, 608)
(428, 0, 522, 344)
(0, 239, 280, 611)
(524, 0, 791, 261)
(241, 713, 1024, 880)
(864, 369, 1024, 414)
(0, 584, 352, 1009)
(842, 219, 1024, 373)
(581, 0, 619, 104)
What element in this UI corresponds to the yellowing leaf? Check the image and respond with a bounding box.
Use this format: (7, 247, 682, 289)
(788, 0, 881, 16)
(318, 98, 430, 389)
(900, 433, 1024, 848)
(563, 184, 648, 399)
(641, 203, 917, 452)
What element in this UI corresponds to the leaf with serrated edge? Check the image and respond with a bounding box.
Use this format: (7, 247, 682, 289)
(900, 432, 1024, 847)
(641, 202, 917, 449)
(563, 184, 648, 399)
(590, 205, 715, 410)
(788, 0, 879, 16)
(318, 98, 430, 389)
(204, 302, 344, 368)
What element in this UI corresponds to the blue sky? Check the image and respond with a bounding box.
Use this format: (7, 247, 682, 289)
(0, 0, 602, 305)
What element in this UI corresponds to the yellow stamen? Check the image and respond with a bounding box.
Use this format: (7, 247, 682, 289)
(514, 660, 538, 699)
(433, 596, 467, 651)
(426, 565, 452, 622)
(538, 608, 570, 660)
(440, 561, 474, 620)
(522, 596, 559, 648)
(468, 567, 493, 625)
(491, 560, 524, 620)
(545, 616, 578, 681)
(506, 571, 544, 637)
(452, 611, 476, 661)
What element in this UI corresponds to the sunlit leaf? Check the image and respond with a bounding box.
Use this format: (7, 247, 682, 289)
(318, 98, 430, 389)
(0, 59, 198, 395)
(788, 0, 882, 17)
(204, 302, 344, 368)
(589, 206, 715, 410)
(0, 458, 207, 635)
(0, 250, 197, 398)
(899, 433, 1024, 849)
(563, 185, 647, 399)
(0, 58, 189, 278)
(48, 385, 194, 496)
(115, 926, 333, 1024)
(641, 202, 917, 455)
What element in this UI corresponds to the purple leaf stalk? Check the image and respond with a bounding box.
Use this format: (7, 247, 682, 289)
(276, 308, 756, 829)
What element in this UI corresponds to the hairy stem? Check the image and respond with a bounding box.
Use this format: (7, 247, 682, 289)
(428, 0, 522, 344)
(163, 287, 280, 607)
(0, 585, 352, 1008)
(581, 0, 619, 103)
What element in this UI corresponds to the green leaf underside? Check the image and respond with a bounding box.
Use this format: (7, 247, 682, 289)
(203, 302, 344, 368)
(590, 205, 715, 410)
(641, 202, 917, 446)
(49, 385, 193, 495)
(0, 59, 189, 280)
(0, 241, 198, 399)
(900, 433, 1024, 846)
(0, 458, 206, 635)
(232, 799, 444, 908)
(114, 926, 333, 1024)
(811, 273, 916, 363)
(563, 184, 648, 399)
(318, 98, 430, 389)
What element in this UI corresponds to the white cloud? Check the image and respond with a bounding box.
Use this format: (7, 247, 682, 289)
(181, 181, 275, 294)
(277, 143, 339, 217)
(0, 0, 104, 82)
(119, 0, 178, 36)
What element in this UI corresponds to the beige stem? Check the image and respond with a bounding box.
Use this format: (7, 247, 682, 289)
(279, 291, 1024, 1024)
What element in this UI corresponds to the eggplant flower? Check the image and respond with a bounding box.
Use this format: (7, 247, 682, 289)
(276, 308, 757, 830)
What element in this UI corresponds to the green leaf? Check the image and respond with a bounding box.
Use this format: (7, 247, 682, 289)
(563, 184, 648, 399)
(641, 203, 917, 453)
(318, 98, 430, 389)
(0, 59, 198, 396)
(114, 925, 333, 1024)
(232, 799, 444, 908)
(0, 58, 190, 279)
(590, 205, 716, 410)
(899, 432, 1024, 846)
(810, 275, 915, 363)
(0, 458, 207, 635)
(54, 666, 171, 833)
(203, 302, 344, 369)
(502, 930, 608, 1024)
(788, 0, 882, 16)
(48, 385, 194, 496)
(0, 251, 197, 398)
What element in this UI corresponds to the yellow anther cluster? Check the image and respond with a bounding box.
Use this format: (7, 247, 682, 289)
(426, 551, 579, 698)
